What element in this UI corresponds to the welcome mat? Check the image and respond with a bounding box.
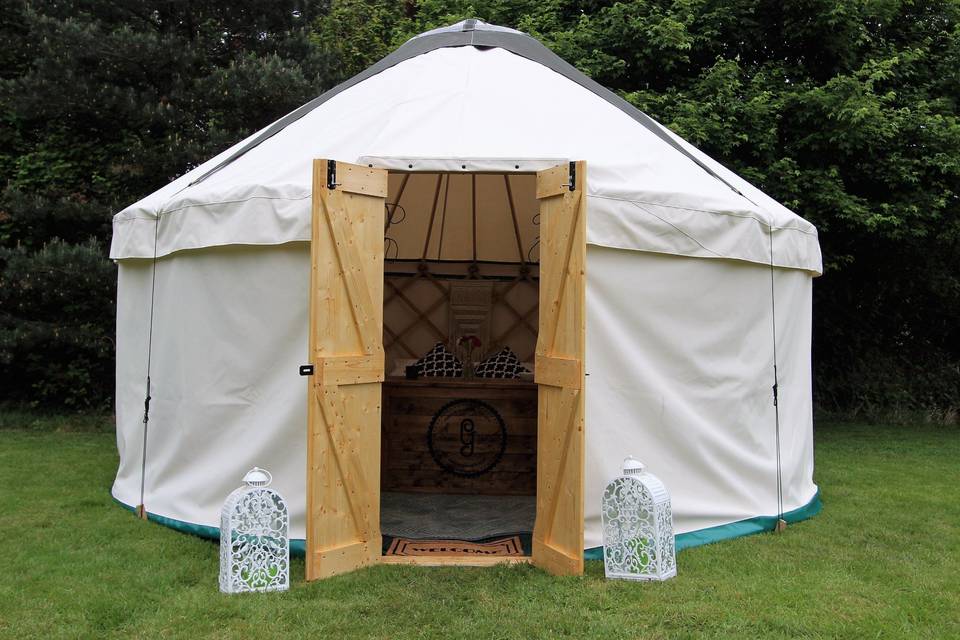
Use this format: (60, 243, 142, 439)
(385, 535, 525, 557)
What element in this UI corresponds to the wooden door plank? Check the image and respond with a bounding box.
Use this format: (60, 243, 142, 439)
(530, 536, 581, 575)
(314, 541, 372, 577)
(320, 187, 383, 355)
(316, 384, 374, 538)
(536, 189, 583, 355)
(307, 159, 386, 581)
(337, 162, 389, 197)
(532, 161, 586, 577)
(535, 386, 579, 537)
(318, 355, 385, 386)
(536, 163, 570, 199)
(534, 354, 582, 389)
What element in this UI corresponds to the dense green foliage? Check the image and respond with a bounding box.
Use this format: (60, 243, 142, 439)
(1, 419, 958, 637)
(0, 1, 334, 408)
(2, 0, 958, 415)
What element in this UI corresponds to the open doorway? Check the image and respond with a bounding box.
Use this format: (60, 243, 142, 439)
(305, 159, 586, 579)
(378, 171, 540, 559)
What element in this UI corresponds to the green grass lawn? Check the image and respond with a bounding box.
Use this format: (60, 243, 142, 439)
(0, 418, 957, 639)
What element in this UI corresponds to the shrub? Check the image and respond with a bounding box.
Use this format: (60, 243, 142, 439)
(0, 238, 115, 410)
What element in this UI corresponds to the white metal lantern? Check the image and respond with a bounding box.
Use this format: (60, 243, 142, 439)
(219, 467, 289, 593)
(601, 456, 677, 581)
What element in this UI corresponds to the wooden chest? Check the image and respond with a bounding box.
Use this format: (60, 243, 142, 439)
(381, 377, 538, 495)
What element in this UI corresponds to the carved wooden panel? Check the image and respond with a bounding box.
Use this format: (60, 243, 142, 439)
(381, 378, 537, 496)
(448, 281, 492, 346)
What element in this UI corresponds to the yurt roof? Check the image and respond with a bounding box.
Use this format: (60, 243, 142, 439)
(111, 19, 822, 274)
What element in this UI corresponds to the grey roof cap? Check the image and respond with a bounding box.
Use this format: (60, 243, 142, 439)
(411, 19, 523, 38)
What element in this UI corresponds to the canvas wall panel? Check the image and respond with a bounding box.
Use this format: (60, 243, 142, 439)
(115, 243, 816, 548)
(113, 244, 311, 536)
(584, 247, 816, 548)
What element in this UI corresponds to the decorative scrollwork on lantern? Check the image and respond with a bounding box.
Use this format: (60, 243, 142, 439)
(601, 457, 677, 581)
(219, 467, 289, 593)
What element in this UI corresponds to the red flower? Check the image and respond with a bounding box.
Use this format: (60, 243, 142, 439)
(458, 335, 481, 349)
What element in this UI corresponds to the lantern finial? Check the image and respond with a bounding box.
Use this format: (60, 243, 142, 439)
(622, 456, 645, 475)
(243, 467, 272, 487)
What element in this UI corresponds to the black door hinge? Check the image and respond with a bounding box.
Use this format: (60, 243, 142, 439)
(299, 364, 315, 376)
(326, 160, 338, 189)
(567, 161, 576, 191)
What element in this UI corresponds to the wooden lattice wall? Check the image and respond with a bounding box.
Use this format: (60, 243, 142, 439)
(383, 262, 539, 372)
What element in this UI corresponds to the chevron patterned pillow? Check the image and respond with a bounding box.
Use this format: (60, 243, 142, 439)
(475, 347, 530, 379)
(415, 342, 463, 377)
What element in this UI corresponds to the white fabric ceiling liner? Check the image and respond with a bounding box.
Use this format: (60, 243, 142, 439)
(110, 20, 822, 274)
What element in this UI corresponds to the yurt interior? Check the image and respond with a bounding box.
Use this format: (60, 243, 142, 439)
(376, 168, 542, 557)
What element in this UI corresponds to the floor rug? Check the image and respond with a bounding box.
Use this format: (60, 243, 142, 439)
(381, 492, 535, 540)
(384, 535, 525, 557)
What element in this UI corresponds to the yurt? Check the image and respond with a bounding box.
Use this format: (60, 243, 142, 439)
(110, 20, 823, 579)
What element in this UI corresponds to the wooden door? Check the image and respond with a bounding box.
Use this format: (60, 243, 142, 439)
(306, 159, 387, 581)
(532, 161, 587, 576)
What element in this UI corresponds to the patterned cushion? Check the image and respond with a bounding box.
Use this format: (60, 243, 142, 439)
(475, 347, 530, 379)
(415, 342, 463, 377)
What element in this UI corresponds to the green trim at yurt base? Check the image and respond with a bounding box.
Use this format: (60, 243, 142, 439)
(585, 489, 823, 560)
(114, 499, 308, 556)
(116, 489, 821, 562)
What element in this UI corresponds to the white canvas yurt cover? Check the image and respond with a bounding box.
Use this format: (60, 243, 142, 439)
(110, 20, 823, 560)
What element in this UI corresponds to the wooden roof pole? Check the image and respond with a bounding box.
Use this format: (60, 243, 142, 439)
(420, 174, 444, 261)
(470, 174, 478, 277)
(436, 173, 451, 260)
(503, 174, 526, 267)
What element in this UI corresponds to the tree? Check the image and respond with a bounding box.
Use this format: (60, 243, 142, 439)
(0, 0, 337, 409)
